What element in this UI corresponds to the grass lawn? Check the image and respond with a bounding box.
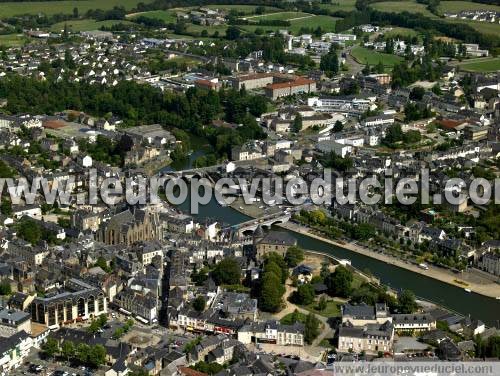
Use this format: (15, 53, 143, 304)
(0, 0, 150, 18)
(457, 57, 500, 72)
(244, 11, 311, 21)
(280, 311, 307, 325)
(372, 0, 499, 36)
(351, 46, 403, 68)
(382, 27, 420, 38)
(127, 9, 177, 23)
(438, 1, 500, 13)
(301, 299, 342, 317)
(204, 4, 282, 14)
(372, 1, 436, 18)
(0, 34, 26, 47)
(186, 23, 228, 36)
(443, 18, 500, 36)
(50, 19, 137, 33)
(240, 13, 339, 34)
(318, 0, 357, 12)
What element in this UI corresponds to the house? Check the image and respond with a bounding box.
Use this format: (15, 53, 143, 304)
(31, 279, 108, 329)
(338, 321, 394, 354)
(392, 313, 436, 332)
(477, 251, 500, 276)
(238, 320, 304, 346)
(341, 303, 391, 326)
(255, 231, 297, 259)
(438, 338, 462, 360)
(231, 142, 263, 161)
(0, 309, 31, 338)
(114, 289, 158, 324)
(11, 204, 42, 220)
(0, 331, 33, 374)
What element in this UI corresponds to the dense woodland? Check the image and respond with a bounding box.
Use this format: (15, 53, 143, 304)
(0, 75, 267, 159)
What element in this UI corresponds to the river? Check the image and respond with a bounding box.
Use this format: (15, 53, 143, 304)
(166, 151, 500, 327)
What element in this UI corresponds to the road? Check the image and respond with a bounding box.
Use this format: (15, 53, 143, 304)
(344, 47, 364, 75)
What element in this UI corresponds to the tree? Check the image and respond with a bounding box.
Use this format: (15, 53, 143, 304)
(285, 246, 304, 268)
(42, 338, 59, 358)
(292, 114, 303, 133)
(398, 289, 418, 313)
(61, 341, 75, 361)
(211, 257, 241, 285)
(317, 295, 327, 311)
(193, 296, 206, 312)
(73, 7, 79, 18)
(0, 280, 12, 295)
(333, 120, 344, 133)
(192, 361, 224, 375)
(76, 343, 90, 364)
(304, 313, 321, 344)
(320, 48, 339, 78)
(17, 218, 42, 245)
(409, 86, 425, 101)
(292, 283, 315, 305)
(325, 266, 353, 298)
(259, 271, 285, 312)
(226, 26, 241, 40)
(89, 345, 107, 367)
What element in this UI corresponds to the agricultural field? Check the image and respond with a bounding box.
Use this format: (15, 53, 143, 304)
(50, 19, 137, 33)
(240, 12, 339, 34)
(203, 4, 281, 14)
(318, 0, 358, 13)
(127, 10, 178, 23)
(351, 46, 404, 67)
(438, 1, 500, 13)
(382, 27, 420, 38)
(371, 1, 436, 18)
(372, 0, 500, 36)
(457, 57, 500, 72)
(0, 34, 26, 47)
(185, 23, 228, 37)
(0, 0, 150, 18)
(243, 11, 312, 22)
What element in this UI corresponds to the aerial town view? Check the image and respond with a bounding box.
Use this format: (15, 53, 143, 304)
(0, 0, 499, 375)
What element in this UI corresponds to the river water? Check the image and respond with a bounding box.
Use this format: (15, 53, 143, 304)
(167, 150, 500, 327)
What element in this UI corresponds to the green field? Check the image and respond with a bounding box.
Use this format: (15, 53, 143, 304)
(128, 9, 178, 23)
(372, 1, 436, 17)
(241, 12, 339, 34)
(382, 27, 420, 38)
(351, 46, 403, 67)
(457, 57, 500, 72)
(244, 11, 311, 21)
(301, 299, 342, 317)
(0, 0, 150, 18)
(204, 4, 281, 14)
(372, 0, 500, 36)
(50, 19, 137, 32)
(318, 0, 357, 12)
(0, 34, 26, 47)
(438, 1, 500, 13)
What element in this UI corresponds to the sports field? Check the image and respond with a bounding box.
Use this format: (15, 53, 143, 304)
(0, 0, 149, 18)
(351, 46, 404, 67)
(50, 19, 137, 32)
(457, 57, 500, 72)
